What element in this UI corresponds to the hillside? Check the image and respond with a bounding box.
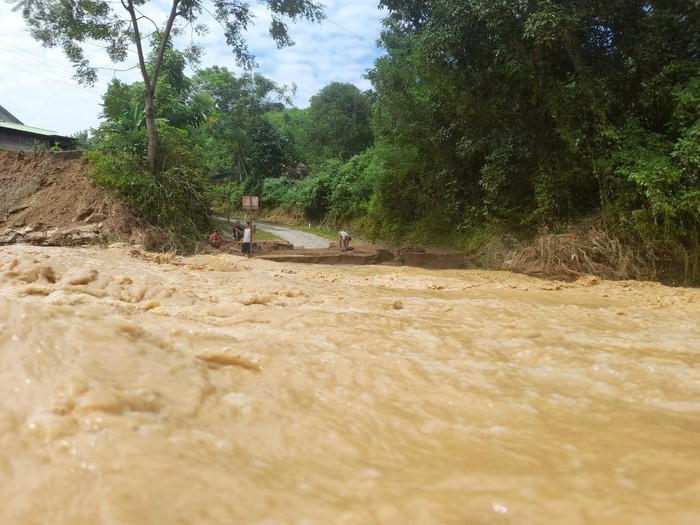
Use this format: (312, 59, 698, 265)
(0, 151, 148, 246)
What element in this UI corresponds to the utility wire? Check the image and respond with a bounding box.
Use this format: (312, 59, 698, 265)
(1, 7, 380, 90)
(0, 58, 104, 93)
(0, 39, 78, 77)
(325, 17, 378, 47)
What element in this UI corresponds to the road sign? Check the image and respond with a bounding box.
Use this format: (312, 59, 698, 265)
(242, 195, 259, 211)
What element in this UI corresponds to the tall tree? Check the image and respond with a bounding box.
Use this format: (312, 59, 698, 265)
(101, 43, 213, 131)
(13, 0, 325, 172)
(303, 82, 374, 162)
(191, 66, 293, 178)
(371, 0, 699, 236)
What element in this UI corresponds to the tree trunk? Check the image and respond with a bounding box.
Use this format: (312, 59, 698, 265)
(145, 88, 157, 172)
(125, 0, 182, 174)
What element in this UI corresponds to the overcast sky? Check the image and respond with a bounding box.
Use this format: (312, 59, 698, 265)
(0, 1, 385, 136)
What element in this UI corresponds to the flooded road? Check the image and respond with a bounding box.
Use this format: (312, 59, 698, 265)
(1, 244, 698, 524)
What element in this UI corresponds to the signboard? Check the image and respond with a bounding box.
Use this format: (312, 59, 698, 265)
(242, 195, 259, 211)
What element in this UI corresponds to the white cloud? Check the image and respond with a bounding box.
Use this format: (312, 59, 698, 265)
(0, 1, 385, 136)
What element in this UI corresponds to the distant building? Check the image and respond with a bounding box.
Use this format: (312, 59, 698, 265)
(211, 171, 244, 185)
(0, 104, 76, 151)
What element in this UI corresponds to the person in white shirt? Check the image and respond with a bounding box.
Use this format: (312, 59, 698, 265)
(242, 221, 253, 257)
(338, 230, 351, 251)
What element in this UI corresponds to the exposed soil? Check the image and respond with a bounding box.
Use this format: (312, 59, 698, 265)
(256, 244, 473, 268)
(0, 151, 151, 246)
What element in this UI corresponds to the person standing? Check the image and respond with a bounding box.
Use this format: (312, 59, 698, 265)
(232, 220, 244, 241)
(338, 230, 351, 251)
(242, 221, 253, 257)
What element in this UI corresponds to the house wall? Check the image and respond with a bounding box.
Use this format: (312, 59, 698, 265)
(0, 129, 75, 152)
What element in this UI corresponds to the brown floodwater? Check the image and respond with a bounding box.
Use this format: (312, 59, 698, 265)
(1, 244, 698, 524)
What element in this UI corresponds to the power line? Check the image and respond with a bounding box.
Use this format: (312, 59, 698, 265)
(0, 58, 104, 94)
(325, 16, 378, 47)
(0, 39, 78, 77)
(0, 37, 142, 89)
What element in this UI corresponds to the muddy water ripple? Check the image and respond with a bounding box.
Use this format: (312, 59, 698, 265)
(1, 244, 698, 524)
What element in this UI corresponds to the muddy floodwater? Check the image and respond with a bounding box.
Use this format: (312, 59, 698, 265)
(1, 244, 699, 525)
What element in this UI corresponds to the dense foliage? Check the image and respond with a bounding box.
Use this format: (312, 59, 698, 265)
(85, 121, 211, 251)
(366, 0, 700, 280)
(50, 1, 700, 281)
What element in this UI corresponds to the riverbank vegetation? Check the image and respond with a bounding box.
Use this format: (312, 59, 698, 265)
(41, 1, 698, 283)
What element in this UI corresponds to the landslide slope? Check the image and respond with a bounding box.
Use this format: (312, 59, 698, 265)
(0, 151, 147, 246)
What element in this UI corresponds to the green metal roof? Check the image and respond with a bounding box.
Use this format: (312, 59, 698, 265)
(0, 121, 61, 136)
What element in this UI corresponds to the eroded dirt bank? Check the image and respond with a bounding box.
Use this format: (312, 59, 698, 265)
(1, 243, 699, 524)
(0, 151, 148, 246)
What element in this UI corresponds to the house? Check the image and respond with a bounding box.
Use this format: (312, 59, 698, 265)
(0, 104, 77, 151)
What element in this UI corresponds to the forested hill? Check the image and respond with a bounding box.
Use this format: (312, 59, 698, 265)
(26, 1, 697, 283)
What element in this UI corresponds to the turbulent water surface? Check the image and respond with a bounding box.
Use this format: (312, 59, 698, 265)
(1, 244, 699, 525)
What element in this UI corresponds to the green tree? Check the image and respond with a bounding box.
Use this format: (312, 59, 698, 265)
(101, 79, 137, 125)
(303, 82, 374, 162)
(101, 44, 214, 132)
(13, 0, 325, 172)
(266, 107, 310, 168)
(249, 120, 292, 178)
(191, 67, 294, 179)
(371, 0, 699, 252)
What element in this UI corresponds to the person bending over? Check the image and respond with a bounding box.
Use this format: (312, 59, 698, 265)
(338, 230, 351, 251)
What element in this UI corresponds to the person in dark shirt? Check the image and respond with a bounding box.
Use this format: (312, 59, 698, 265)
(232, 221, 244, 241)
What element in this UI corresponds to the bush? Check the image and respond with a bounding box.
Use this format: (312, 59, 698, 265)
(597, 120, 700, 283)
(85, 123, 211, 251)
(261, 177, 296, 208)
(207, 182, 245, 218)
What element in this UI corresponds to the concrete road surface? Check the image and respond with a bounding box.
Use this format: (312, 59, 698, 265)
(255, 222, 331, 249)
(220, 218, 331, 249)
